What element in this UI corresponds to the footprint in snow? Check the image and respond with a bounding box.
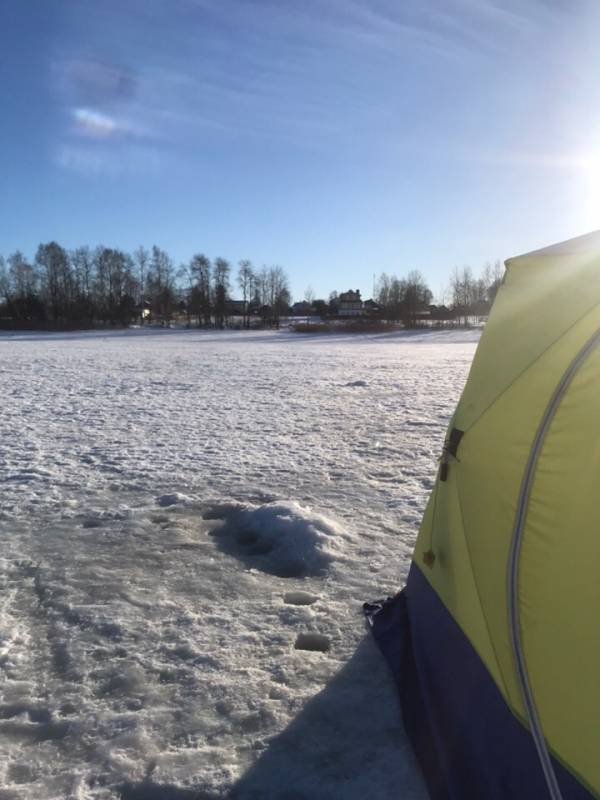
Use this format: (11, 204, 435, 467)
(81, 516, 104, 529)
(294, 632, 331, 653)
(283, 593, 330, 654)
(0, 704, 69, 742)
(156, 493, 190, 508)
(283, 591, 318, 606)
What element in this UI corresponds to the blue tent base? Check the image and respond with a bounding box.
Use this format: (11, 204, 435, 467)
(365, 564, 592, 800)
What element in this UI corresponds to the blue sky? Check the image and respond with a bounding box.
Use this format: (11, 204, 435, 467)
(1, 0, 600, 301)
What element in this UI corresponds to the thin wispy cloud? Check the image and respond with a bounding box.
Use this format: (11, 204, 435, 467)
(4, 0, 600, 293)
(52, 53, 161, 175)
(56, 142, 163, 177)
(58, 57, 137, 106)
(50, 1, 458, 176)
(48, 0, 598, 180)
(71, 107, 137, 139)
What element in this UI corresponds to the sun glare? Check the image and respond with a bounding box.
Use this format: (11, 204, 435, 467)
(580, 153, 600, 231)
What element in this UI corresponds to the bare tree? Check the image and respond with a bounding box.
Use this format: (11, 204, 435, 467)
(487, 260, 505, 305)
(450, 266, 476, 326)
(266, 265, 291, 328)
(5, 251, 40, 321)
(92, 247, 136, 324)
(191, 254, 211, 327)
(375, 274, 391, 309)
(237, 259, 254, 329)
(0, 256, 8, 306)
(36, 242, 70, 322)
(255, 266, 269, 308)
(70, 246, 94, 323)
(403, 270, 432, 327)
(213, 257, 230, 328)
(148, 245, 176, 326)
(389, 277, 404, 322)
(8, 251, 36, 300)
(177, 262, 196, 327)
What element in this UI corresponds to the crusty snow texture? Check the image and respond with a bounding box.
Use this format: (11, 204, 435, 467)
(0, 327, 478, 799)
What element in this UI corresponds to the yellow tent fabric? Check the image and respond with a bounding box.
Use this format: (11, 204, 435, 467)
(414, 230, 600, 796)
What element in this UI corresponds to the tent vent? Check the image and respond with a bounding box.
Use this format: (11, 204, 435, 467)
(446, 427, 464, 457)
(440, 428, 464, 481)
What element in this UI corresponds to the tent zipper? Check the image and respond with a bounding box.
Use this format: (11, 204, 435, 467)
(507, 327, 600, 800)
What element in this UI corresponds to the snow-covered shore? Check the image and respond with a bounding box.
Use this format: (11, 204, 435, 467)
(0, 328, 478, 799)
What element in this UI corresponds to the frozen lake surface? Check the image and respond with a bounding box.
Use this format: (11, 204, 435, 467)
(0, 328, 478, 799)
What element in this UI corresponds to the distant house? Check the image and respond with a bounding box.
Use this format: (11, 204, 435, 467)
(363, 298, 382, 315)
(427, 304, 455, 321)
(226, 300, 247, 317)
(291, 301, 314, 316)
(338, 290, 363, 316)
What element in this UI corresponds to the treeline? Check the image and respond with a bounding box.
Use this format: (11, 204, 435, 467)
(0, 240, 504, 331)
(179, 257, 291, 329)
(371, 262, 504, 326)
(373, 269, 433, 326)
(0, 243, 291, 329)
(447, 262, 505, 325)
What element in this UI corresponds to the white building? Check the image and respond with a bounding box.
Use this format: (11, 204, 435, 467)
(338, 290, 363, 317)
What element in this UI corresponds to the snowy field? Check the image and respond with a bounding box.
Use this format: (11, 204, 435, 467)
(0, 327, 478, 800)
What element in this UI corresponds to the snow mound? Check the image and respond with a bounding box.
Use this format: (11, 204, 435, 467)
(205, 501, 347, 578)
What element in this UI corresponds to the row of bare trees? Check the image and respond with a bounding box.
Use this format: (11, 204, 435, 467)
(178, 257, 291, 329)
(0, 243, 174, 327)
(447, 262, 504, 325)
(371, 262, 504, 327)
(0, 243, 292, 329)
(374, 270, 434, 326)
(0, 240, 503, 330)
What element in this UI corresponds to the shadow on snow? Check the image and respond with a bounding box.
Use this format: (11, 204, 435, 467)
(227, 636, 424, 800)
(115, 636, 424, 800)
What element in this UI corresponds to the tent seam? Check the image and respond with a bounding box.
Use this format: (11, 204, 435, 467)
(506, 328, 600, 800)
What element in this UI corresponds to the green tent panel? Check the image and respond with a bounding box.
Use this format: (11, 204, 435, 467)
(367, 231, 600, 800)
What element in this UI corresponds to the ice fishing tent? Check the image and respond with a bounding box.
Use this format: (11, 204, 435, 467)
(366, 231, 600, 800)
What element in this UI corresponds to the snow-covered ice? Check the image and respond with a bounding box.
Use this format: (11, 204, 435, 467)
(0, 327, 478, 799)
